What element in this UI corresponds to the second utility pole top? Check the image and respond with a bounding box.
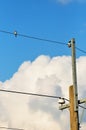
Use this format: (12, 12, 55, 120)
(68, 38, 75, 48)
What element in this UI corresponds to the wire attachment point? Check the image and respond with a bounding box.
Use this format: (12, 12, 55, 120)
(68, 41, 71, 48)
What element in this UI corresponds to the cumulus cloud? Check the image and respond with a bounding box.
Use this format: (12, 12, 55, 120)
(0, 55, 86, 129)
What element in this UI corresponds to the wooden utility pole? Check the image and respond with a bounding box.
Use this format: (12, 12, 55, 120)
(69, 39, 79, 130)
(59, 38, 79, 130)
(59, 38, 86, 129)
(69, 85, 79, 130)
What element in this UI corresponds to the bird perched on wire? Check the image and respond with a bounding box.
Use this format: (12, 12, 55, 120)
(14, 31, 17, 37)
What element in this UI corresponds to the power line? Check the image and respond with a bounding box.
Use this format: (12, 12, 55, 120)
(76, 47, 86, 54)
(0, 89, 69, 101)
(79, 103, 86, 125)
(1, 29, 86, 55)
(0, 126, 24, 130)
(79, 105, 86, 110)
(0, 89, 60, 98)
(0, 30, 67, 46)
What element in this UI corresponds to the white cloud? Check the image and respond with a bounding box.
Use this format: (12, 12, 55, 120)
(0, 55, 86, 129)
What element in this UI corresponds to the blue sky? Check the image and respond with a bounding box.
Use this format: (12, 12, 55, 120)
(0, 0, 86, 81)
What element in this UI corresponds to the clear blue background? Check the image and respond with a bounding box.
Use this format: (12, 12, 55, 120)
(0, 0, 86, 81)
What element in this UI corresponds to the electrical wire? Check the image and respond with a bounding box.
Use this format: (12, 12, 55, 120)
(0, 126, 24, 130)
(79, 103, 86, 126)
(0, 89, 60, 99)
(76, 47, 86, 54)
(79, 104, 86, 109)
(0, 89, 69, 101)
(1, 29, 86, 55)
(0, 30, 67, 46)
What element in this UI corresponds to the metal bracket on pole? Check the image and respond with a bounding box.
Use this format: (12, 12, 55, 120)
(59, 103, 69, 110)
(59, 98, 86, 110)
(78, 98, 86, 104)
